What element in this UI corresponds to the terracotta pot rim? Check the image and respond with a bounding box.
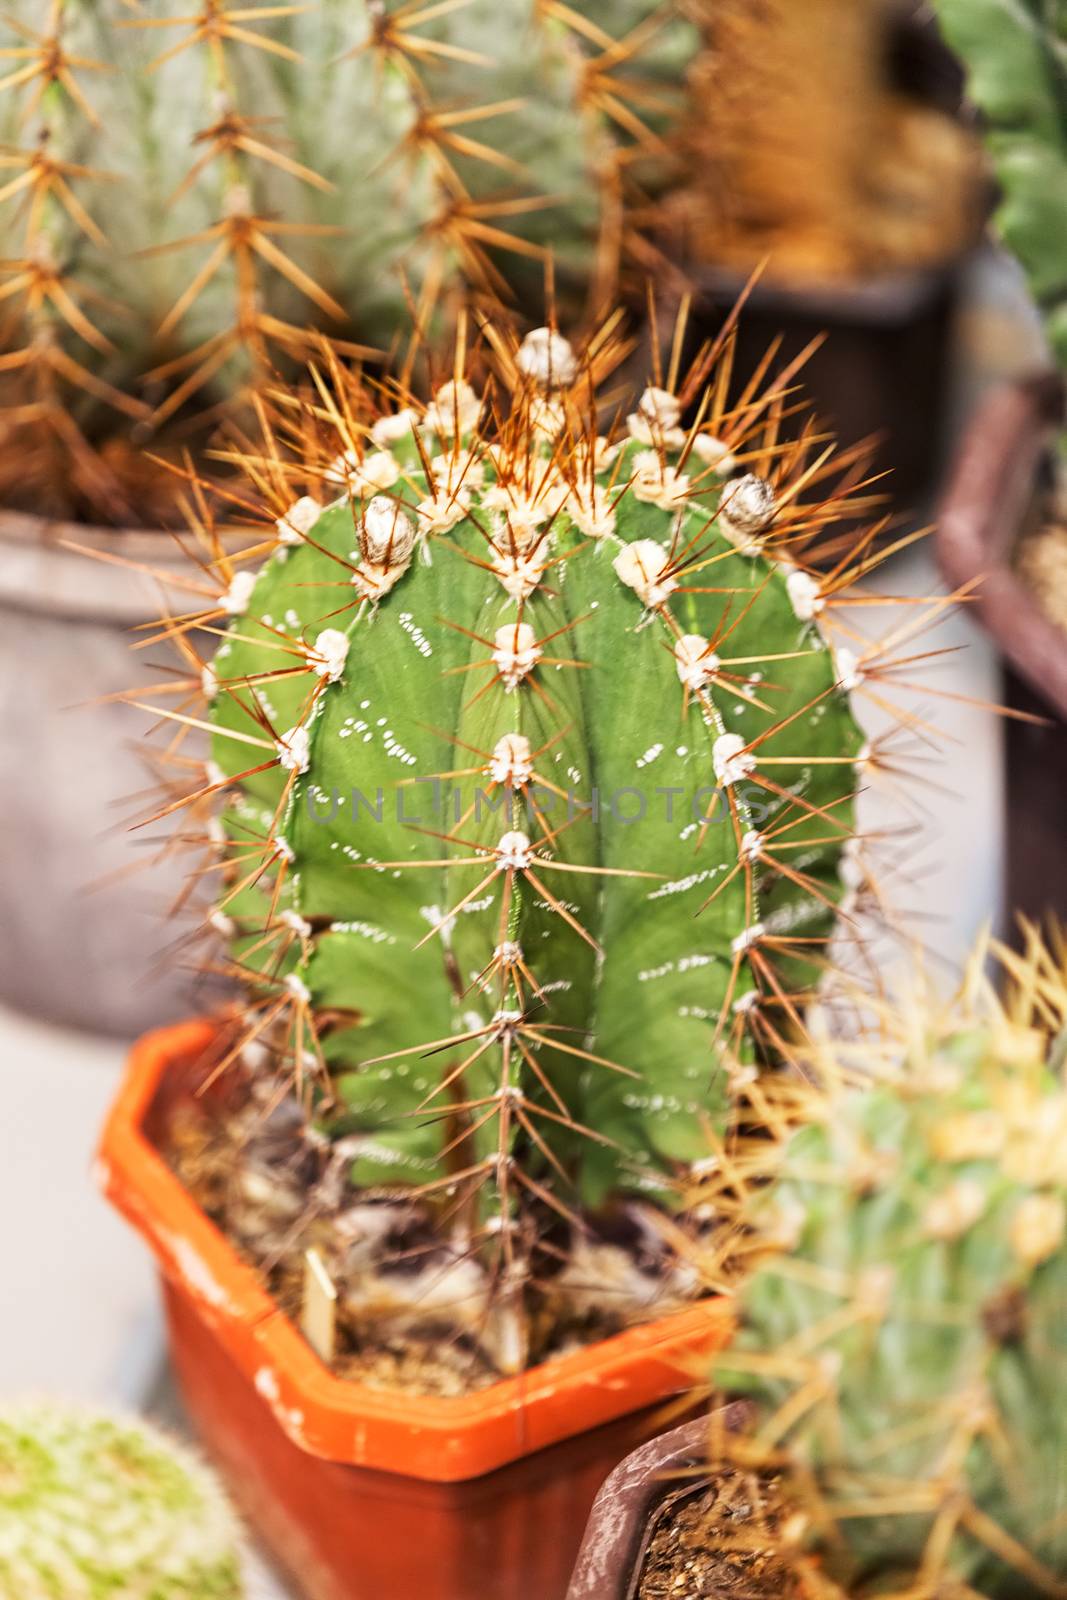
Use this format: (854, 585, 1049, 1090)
(98, 1019, 732, 1483)
(936, 371, 1067, 721)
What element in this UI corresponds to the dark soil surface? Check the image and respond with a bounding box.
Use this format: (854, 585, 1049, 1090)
(637, 1469, 795, 1600)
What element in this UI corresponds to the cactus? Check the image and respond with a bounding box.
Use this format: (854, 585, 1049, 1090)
(0, 1401, 244, 1598)
(709, 931, 1067, 1600)
(123, 306, 941, 1375)
(932, 0, 1067, 369)
(0, 0, 695, 522)
(676, 0, 981, 281)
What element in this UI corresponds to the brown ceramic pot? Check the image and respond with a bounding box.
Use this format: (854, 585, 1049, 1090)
(936, 373, 1067, 927)
(565, 1409, 750, 1600)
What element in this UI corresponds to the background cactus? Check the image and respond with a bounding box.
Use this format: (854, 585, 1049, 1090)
(710, 932, 1067, 1600)
(674, 0, 981, 282)
(0, 1401, 244, 1598)
(932, 0, 1067, 369)
(129, 309, 934, 1374)
(0, 0, 695, 522)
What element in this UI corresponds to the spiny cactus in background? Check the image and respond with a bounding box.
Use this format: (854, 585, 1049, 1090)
(709, 931, 1067, 1600)
(0, 1402, 244, 1598)
(675, 0, 981, 281)
(0, 0, 694, 523)
(132, 308, 954, 1374)
(933, 0, 1067, 368)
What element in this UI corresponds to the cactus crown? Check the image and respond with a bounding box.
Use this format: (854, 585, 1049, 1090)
(709, 931, 1067, 1600)
(932, 0, 1067, 369)
(0, 1402, 244, 1598)
(0, 0, 693, 520)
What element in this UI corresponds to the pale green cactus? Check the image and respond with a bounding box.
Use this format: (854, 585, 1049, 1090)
(0, 1402, 244, 1598)
(158, 313, 894, 1373)
(0, 0, 695, 519)
(710, 933, 1067, 1600)
(933, 0, 1067, 367)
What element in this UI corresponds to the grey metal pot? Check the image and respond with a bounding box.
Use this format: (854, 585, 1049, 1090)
(0, 511, 227, 1037)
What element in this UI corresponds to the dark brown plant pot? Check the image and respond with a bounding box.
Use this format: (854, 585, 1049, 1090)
(565, 1408, 749, 1600)
(937, 373, 1067, 928)
(669, 258, 967, 524)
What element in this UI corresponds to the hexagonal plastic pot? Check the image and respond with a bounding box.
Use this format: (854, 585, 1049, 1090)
(97, 1020, 733, 1600)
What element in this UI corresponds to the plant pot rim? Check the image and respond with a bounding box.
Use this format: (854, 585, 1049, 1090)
(566, 1408, 750, 1600)
(98, 1019, 732, 1483)
(937, 370, 1067, 721)
(678, 251, 970, 323)
(0, 507, 261, 625)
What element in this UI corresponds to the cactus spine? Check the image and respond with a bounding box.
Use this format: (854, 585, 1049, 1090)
(0, 1, 694, 520)
(710, 933, 1067, 1600)
(0, 1402, 244, 1598)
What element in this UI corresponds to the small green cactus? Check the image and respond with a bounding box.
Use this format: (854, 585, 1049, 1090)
(711, 933, 1067, 1600)
(0, 1402, 244, 1599)
(0, 0, 695, 519)
(932, 0, 1067, 368)
(153, 312, 900, 1369)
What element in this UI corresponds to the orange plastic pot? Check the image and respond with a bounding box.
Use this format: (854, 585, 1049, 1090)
(98, 1022, 733, 1600)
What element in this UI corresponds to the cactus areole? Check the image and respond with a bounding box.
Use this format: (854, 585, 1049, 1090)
(199, 326, 866, 1370)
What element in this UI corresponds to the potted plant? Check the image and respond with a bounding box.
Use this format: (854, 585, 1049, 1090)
(934, 0, 1067, 930)
(0, 1400, 246, 1596)
(568, 929, 1067, 1597)
(0, 0, 696, 1035)
(660, 0, 985, 520)
(97, 309, 925, 1600)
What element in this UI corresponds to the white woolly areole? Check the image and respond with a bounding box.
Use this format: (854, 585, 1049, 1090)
(834, 646, 865, 691)
(719, 473, 776, 554)
(201, 661, 217, 700)
(222, 568, 256, 615)
(741, 829, 764, 862)
(495, 940, 523, 966)
(360, 495, 416, 565)
(516, 326, 577, 389)
(489, 732, 534, 787)
(627, 386, 685, 448)
(693, 433, 737, 474)
(491, 546, 546, 600)
(326, 448, 399, 494)
(209, 908, 235, 938)
(277, 494, 322, 544)
(277, 724, 310, 774)
(713, 732, 757, 787)
(567, 482, 616, 540)
(371, 408, 417, 446)
(631, 451, 690, 510)
(285, 971, 311, 1004)
(731, 921, 765, 956)
(786, 568, 825, 620)
(613, 540, 678, 608)
(423, 378, 481, 437)
(674, 633, 719, 691)
(496, 830, 533, 871)
(274, 834, 295, 863)
(281, 908, 312, 939)
(312, 627, 350, 682)
(492, 622, 541, 689)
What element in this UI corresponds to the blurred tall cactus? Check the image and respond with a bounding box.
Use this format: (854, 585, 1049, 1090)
(0, 0, 694, 521)
(676, 0, 981, 281)
(933, 0, 1067, 368)
(708, 932, 1067, 1600)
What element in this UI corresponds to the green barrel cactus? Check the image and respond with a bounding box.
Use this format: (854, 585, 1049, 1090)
(0, 0, 695, 519)
(712, 934, 1067, 1600)
(0, 1402, 244, 1598)
(933, 0, 1067, 368)
(179, 319, 875, 1366)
